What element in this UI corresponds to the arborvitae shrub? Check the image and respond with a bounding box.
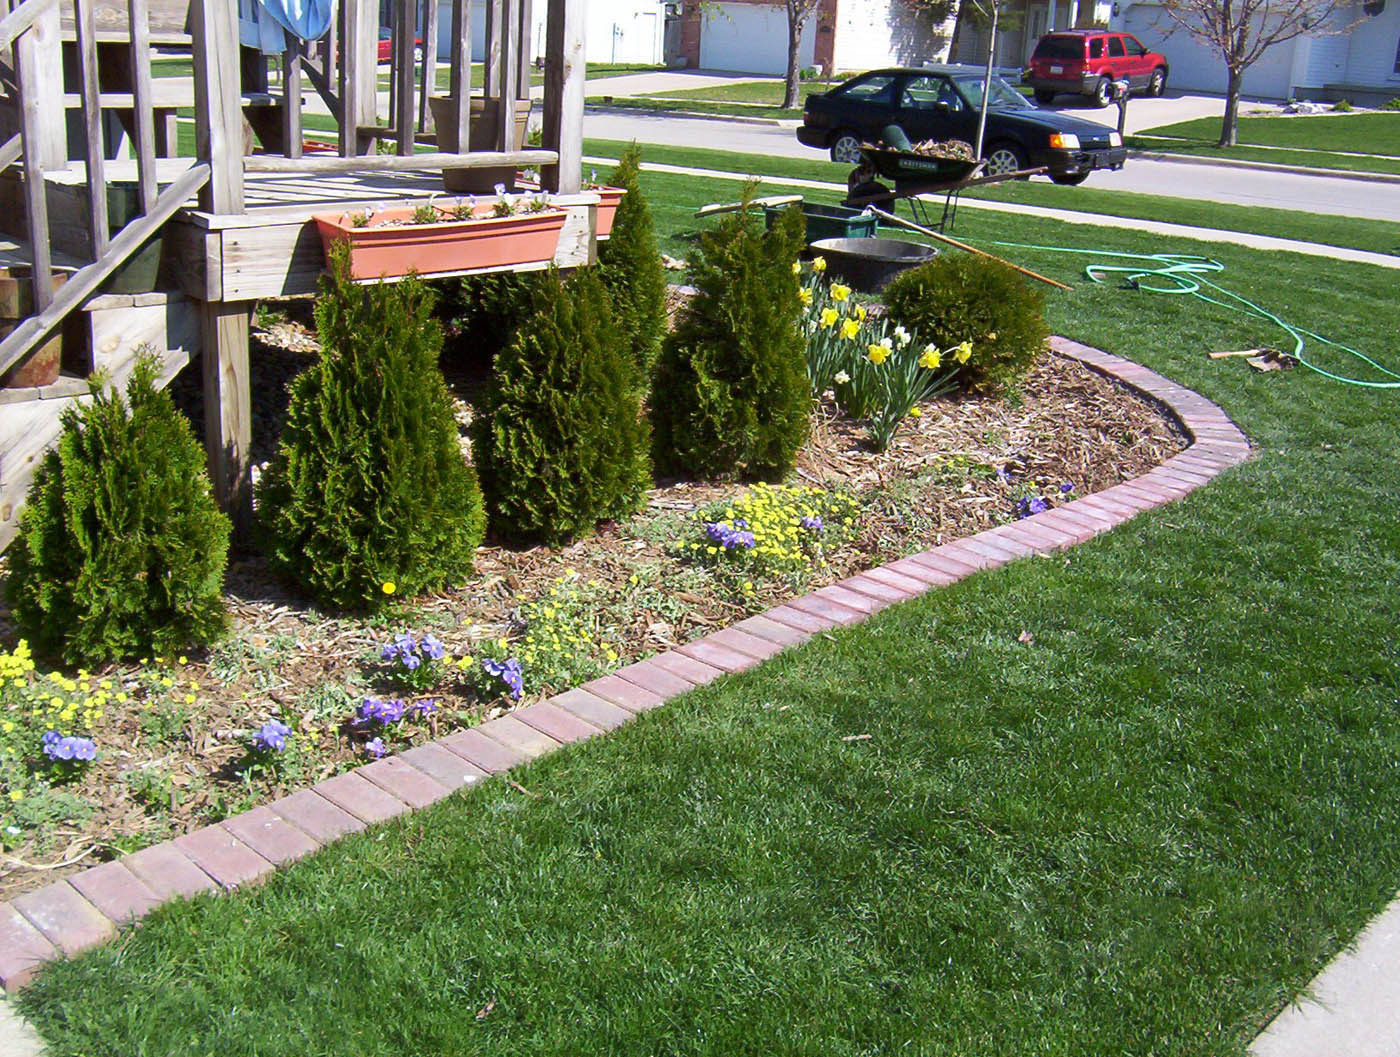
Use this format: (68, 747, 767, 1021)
(596, 144, 666, 389)
(438, 271, 540, 363)
(473, 266, 650, 544)
(257, 246, 484, 609)
(6, 357, 230, 666)
(650, 199, 808, 480)
(883, 254, 1049, 395)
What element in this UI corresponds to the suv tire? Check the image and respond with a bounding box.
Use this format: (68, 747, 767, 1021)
(1093, 76, 1113, 107)
(1033, 88, 1057, 104)
(1147, 67, 1166, 97)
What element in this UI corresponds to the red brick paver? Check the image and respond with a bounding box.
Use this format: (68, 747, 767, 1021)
(358, 756, 455, 809)
(13, 882, 114, 956)
(173, 825, 275, 890)
(399, 741, 490, 789)
(437, 727, 529, 773)
(123, 842, 219, 901)
(313, 772, 410, 826)
(270, 789, 366, 844)
(515, 701, 603, 744)
(0, 904, 57, 992)
(550, 688, 635, 732)
(67, 860, 163, 924)
(476, 715, 562, 760)
(649, 649, 727, 686)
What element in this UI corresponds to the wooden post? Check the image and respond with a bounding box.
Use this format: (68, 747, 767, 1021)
(484, 0, 502, 99)
(394, 0, 416, 154)
(75, 0, 109, 258)
(516, 0, 533, 99)
(126, 0, 158, 214)
(191, 0, 252, 534)
(541, 0, 582, 193)
(418, 0, 438, 133)
(13, 15, 52, 309)
(496, 0, 517, 152)
(28, 0, 65, 172)
(282, 31, 303, 159)
(339, 0, 379, 155)
(445, 0, 472, 152)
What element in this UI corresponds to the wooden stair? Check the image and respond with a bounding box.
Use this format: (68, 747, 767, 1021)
(0, 289, 199, 551)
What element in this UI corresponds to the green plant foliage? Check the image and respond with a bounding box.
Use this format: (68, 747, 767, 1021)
(473, 266, 650, 545)
(5, 357, 230, 666)
(650, 196, 809, 480)
(597, 144, 667, 389)
(257, 245, 485, 610)
(884, 254, 1050, 395)
(439, 271, 541, 363)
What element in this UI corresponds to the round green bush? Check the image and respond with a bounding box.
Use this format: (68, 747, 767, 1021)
(257, 246, 485, 610)
(883, 253, 1050, 395)
(473, 266, 651, 545)
(650, 197, 809, 480)
(6, 357, 231, 666)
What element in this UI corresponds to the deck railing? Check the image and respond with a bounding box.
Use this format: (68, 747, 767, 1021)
(0, 0, 582, 381)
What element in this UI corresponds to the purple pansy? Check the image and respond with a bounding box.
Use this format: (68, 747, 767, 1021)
(249, 719, 291, 753)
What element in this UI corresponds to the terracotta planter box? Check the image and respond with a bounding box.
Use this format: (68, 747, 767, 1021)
(593, 186, 626, 238)
(313, 204, 568, 281)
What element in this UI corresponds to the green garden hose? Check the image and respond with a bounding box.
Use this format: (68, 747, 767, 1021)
(984, 242, 1400, 390)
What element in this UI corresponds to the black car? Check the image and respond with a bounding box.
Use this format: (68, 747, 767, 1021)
(796, 64, 1126, 186)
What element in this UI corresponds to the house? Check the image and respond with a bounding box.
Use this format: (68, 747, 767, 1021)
(436, 0, 671, 68)
(1110, 0, 1400, 102)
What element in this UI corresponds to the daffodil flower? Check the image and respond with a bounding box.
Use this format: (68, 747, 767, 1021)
(812, 256, 827, 272)
(833, 370, 851, 385)
(867, 340, 892, 365)
(830, 283, 851, 302)
(893, 325, 911, 347)
(798, 288, 813, 306)
(919, 347, 942, 369)
(839, 318, 860, 340)
(820, 307, 840, 329)
(954, 340, 973, 364)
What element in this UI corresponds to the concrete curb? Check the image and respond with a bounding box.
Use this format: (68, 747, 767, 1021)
(1129, 149, 1400, 185)
(0, 340, 1252, 1052)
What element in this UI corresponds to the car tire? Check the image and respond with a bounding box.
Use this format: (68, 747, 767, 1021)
(1147, 67, 1166, 97)
(1033, 88, 1057, 104)
(830, 131, 864, 164)
(1050, 172, 1090, 185)
(1093, 76, 1113, 107)
(984, 141, 1029, 179)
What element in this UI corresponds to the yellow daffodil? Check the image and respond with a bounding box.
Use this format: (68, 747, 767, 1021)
(792, 261, 801, 275)
(909, 406, 923, 418)
(812, 256, 827, 272)
(954, 340, 973, 364)
(867, 341, 892, 365)
(819, 307, 839, 329)
(830, 283, 851, 302)
(839, 318, 860, 340)
(855, 305, 868, 322)
(918, 346, 942, 370)
(798, 287, 812, 306)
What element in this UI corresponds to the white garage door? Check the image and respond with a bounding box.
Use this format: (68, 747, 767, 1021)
(699, 3, 816, 75)
(1119, 4, 1295, 98)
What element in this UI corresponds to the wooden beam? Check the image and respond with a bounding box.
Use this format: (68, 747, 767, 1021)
(338, 0, 378, 156)
(126, 0, 158, 215)
(0, 0, 56, 54)
(200, 299, 253, 538)
(191, 0, 243, 214)
(28, 0, 66, 171)
(394, 0, 416, 156)
(75, 0, 109, 258)
(541, 0, 583, 193)
(483, 0, 503, 100)
(12, 16, 52, 311)
(496, 0, 517, 152)
(516, 0, 534, 97)
(444, 0, 472, 153)
(244, 148, 556, 173)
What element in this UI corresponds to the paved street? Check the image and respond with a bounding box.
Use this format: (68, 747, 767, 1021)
(582, 108, 1400, 223)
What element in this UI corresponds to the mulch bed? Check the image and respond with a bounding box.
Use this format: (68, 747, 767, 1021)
(0, 310, 1186, 901)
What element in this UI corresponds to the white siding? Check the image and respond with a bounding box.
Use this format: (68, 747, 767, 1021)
(437, 0, 664, 65)
(832, 0, 952, 71)
(1117, 3, 1299, 97)
(1342, 0, 1400, 86)
(698, 3, 816, 75)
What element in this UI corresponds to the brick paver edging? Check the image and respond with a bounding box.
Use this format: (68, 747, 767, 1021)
(0, 338, 1250, 993)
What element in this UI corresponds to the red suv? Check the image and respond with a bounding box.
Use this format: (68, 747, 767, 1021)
(1025, 30, 1168, 107)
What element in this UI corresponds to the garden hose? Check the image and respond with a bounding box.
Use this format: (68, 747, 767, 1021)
(982, 242, 1400, 390)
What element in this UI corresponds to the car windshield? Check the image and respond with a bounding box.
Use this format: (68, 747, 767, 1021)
(953, 75, 1032, 109)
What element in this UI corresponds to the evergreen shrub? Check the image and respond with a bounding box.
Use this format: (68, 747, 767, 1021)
(6, 356, 231, 666)
(596, 144, 666, 389)
(473, 266, 650, 545)
(257, 246, 484, 609)
(883, 254, 1049, 396)
(439, 271, 540, 363)
(650, 197, 808, 480)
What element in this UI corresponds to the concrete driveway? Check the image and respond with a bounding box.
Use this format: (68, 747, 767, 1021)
(1031, 89, 1274, 135)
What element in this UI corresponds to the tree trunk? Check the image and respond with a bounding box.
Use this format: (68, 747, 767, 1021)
(783, 10, 803, 109)
(1219, 67, 1243, 147)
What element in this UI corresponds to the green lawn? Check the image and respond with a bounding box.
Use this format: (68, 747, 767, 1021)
(584, 138, 1400, 257)
(588, 95, 803, 120)
(18, 168, 1400, 1056)
(1132, 112, 1400, 175)
(642, 80, 831, 105)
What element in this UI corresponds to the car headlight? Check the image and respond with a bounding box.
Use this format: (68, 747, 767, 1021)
(1109, 131, 1122, 147)
(1048, 132, 1080, 150)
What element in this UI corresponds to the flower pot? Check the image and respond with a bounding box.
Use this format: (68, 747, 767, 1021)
(593, 186, 626, 238)
(428, 96, 534, 194)
(0, 267, 69, 388)
(313, 204, 568, 281)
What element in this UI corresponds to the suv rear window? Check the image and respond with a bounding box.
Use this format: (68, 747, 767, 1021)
(1032, 36, 1084, 61)
(1108, 35, 1126, 57)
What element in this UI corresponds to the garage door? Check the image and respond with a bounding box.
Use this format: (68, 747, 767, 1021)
(699, 2, 816, 75)
(1119, 4, 1296, 98)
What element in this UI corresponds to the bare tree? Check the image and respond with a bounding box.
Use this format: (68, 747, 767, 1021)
(1158, 0, 1358, 146)
(782, 0, 821, 109)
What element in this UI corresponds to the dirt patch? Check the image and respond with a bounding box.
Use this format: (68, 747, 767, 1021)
(0, 311, 1186, 901)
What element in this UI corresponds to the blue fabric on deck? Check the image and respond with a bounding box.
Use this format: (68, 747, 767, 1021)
(240, 0, 336, 51)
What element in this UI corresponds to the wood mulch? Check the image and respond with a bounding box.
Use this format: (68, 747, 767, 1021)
(0, 309, 1186, 901)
